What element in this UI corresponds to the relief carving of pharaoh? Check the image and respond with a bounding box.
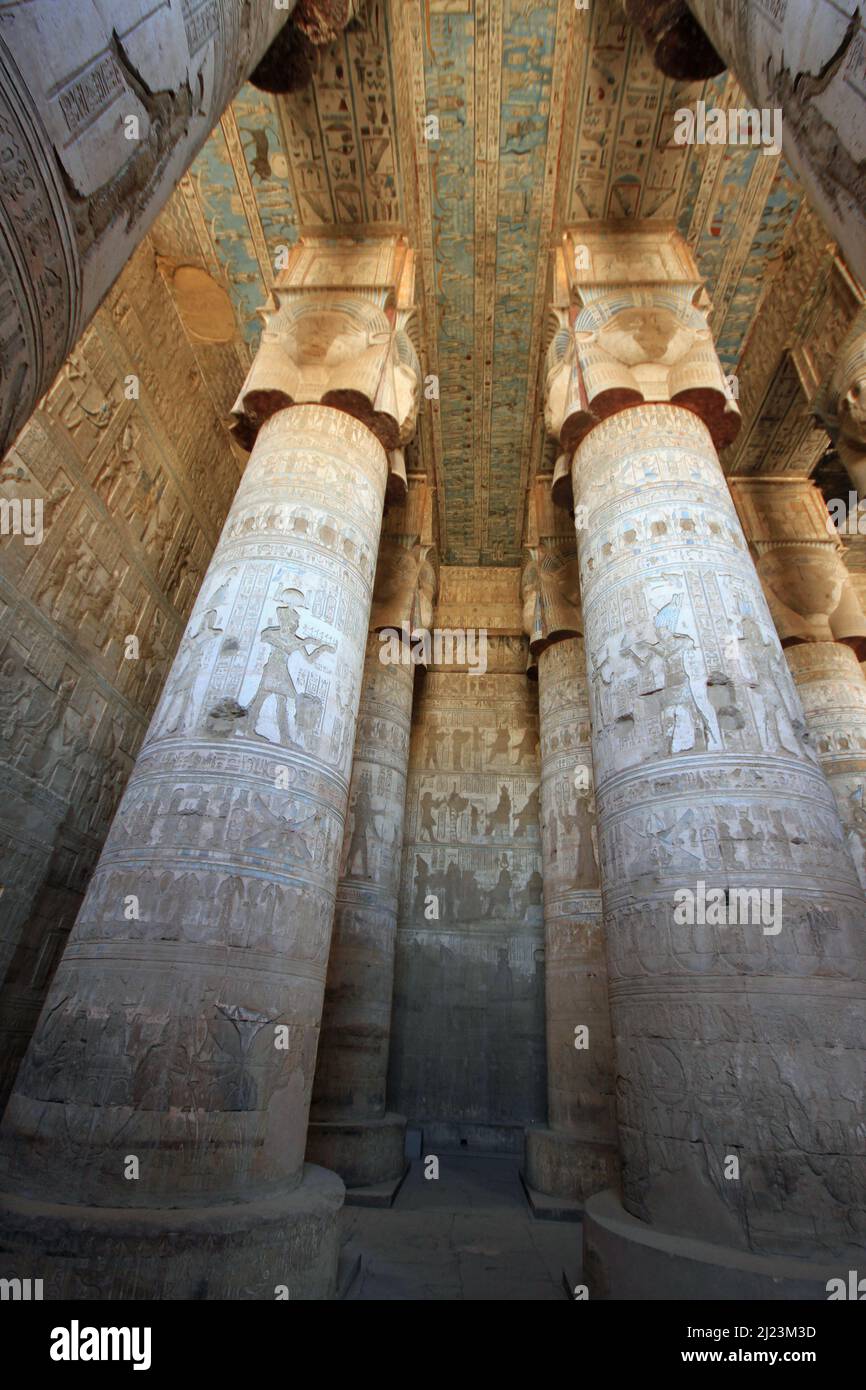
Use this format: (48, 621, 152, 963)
(587, 575, 815, 773)
(148, 568, 350, 767)
(545, 285, 740, 451)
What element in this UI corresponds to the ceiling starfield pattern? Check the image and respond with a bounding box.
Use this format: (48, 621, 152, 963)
(175, 0, 810, 567)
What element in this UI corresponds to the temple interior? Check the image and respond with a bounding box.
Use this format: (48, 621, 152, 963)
(0, 0, 864, 1302)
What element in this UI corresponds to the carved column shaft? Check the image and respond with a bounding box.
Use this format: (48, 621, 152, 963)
(685, 1, 866, 288)
(313, 642, 414, 1119)
(731, 476, 866, 894)
(0, 237, 421, 1299)
(0, 404, 383, 1296)
(521, 484, 617, 1204)
(786, 641, 866, 891)
(305, 639, 414, 1187)
(574, 401, 865, 1258)
(548, 226, 866, 1288)
(530, 636, 618, 1200)
(306, 490, 437, 1191)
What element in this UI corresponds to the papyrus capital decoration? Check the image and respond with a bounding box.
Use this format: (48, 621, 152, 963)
(522, 479, 582, 655)
(231, 236, 421, 453)
(812, 305, 866, 490)
(545, 225, 740, 453)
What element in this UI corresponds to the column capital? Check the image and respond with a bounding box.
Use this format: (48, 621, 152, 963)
(231, 235, 422, 454)
(544, 223, 740, 452)
(521, 477, 582, 653)
(729, 476, 866, 654)
(622, 0, 725, 79)
(812, 305, 866, 489)
(370, 476, 439, 636)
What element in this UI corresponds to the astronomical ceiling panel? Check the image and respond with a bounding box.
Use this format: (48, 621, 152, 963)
(177, 0, 808, 567)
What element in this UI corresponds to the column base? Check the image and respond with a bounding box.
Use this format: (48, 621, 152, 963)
(523, 1127, 619, 1215)
(583, 1189, 845, 1300)
(520, 1169, 582, 1223)
(305, 1111, 407, 1192)
(0, 1164, 344, 1300)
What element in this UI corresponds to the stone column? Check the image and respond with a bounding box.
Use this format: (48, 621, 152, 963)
(787, 642, 866, 890)
(730, 476, 866, 894)
(306, 480, 437, 1198)
(547, 225, 866, 1299)
(0, 237, 421, 1300)
(0, 0, 360, 459)
(627, 1, 866, 289)
(520, 481, 618, 1213)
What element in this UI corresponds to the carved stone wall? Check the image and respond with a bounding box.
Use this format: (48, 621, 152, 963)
(389, 568, 546, 1151)
(0, 235, 242, 1109)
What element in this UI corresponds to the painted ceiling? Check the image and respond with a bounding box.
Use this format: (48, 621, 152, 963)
(165, 0, 807, 566)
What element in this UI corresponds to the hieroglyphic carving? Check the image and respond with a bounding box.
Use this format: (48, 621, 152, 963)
(525, 632, 618, 1199)
(0, 0, 293, 457)
(279, 0, 401, 228)
(572, 401, 866, 1258)
(0, 236, 421, 1299)
(307, 479, 435, 1185)
(731, 478, 866, 895)
(305, 637, 414, 1182)
(389, 564, 545, 1146)
(2, 403, 389, 1214)
(520, 476, 617, 1195)
(0, 236, 241, 1108)
(786, 642, 866, 893)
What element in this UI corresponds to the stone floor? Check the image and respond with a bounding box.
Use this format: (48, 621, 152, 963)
(341, 1154, 581, 1300)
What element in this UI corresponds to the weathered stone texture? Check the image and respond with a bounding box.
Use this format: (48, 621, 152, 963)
(311, 640, 414, 1124)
